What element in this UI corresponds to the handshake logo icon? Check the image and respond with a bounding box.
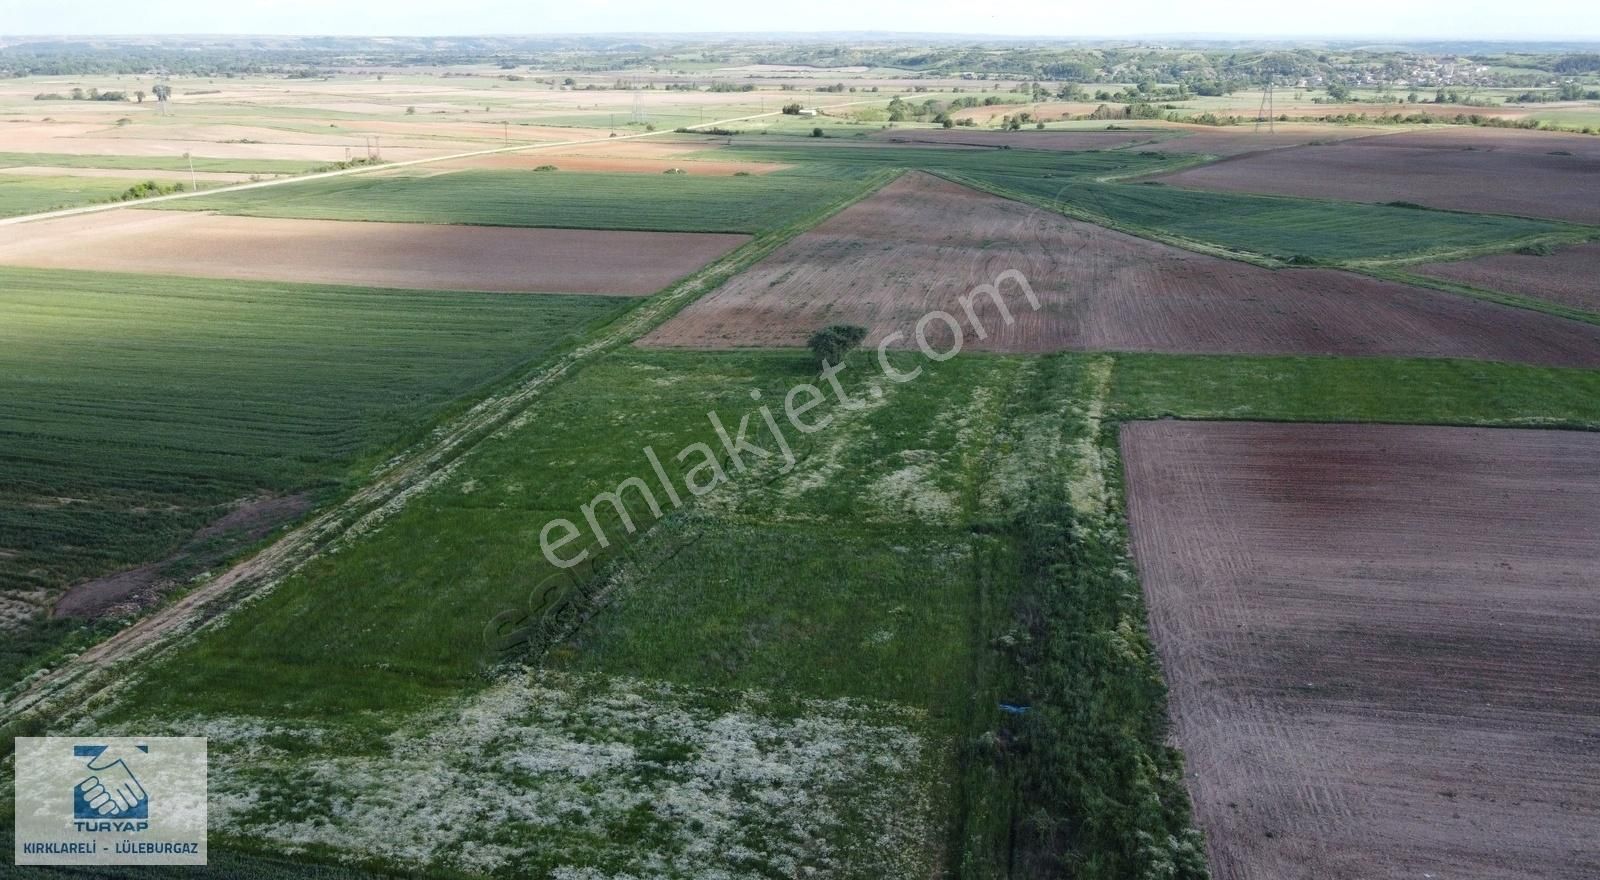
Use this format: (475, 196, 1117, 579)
(13, 735, 205, 866)
(72, 744, 150, 821)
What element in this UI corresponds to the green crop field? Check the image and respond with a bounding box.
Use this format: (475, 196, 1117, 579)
(0, 153, 324, 174)
(968, 176, 1575, 263)
(0, 267, 630, 689)
(715, 140, 1181, 177)
(0, 174, 173, 217)
(155, 167, 880, 233)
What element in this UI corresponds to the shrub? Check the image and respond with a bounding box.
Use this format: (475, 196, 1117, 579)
(532, 164, 558, 172)
(806, 324, 868, 368)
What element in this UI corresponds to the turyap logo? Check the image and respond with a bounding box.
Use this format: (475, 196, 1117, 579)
(72, 743, 151, 824)
(14, 736, 207, 866)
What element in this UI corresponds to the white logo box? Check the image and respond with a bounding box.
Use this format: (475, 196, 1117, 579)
(13, 736, 207, 866)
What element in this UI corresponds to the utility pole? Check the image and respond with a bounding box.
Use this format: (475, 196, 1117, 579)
(183, 152, 197, 192)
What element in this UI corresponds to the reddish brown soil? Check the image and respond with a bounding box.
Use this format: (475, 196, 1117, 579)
(1414, 241, 1600, 314)
(1121, 421, 1600, 880)
(0, 210, 749, 296)
(1136, 125, 1379, 156)
(1155, 140, 1600, 223)
(641, 173, 1600, 366)
(1341, 126, 1600, 159)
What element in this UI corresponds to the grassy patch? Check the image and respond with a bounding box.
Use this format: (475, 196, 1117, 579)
(555, 519, 986, 717)
(1109, 353, 1600, 427)
(0, 174, 161, 216)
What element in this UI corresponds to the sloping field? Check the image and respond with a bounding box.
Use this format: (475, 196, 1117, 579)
(1122, 421, 1600, 880)
(0, 210, 748, 295)
(1155, 140, 1600, 224)
(642, 172, 1600, 366)
(1414, 240, 1600, 314)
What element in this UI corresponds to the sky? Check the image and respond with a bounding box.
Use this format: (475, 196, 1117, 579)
(4, 0, 1598, 40)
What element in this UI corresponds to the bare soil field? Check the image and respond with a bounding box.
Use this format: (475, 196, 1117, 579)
(871, 128, 1171, 150)
(1155, 140, 1600, 223)
(0, 210, 748, 294)
(1340, 126, 1600, 159)
(1121, 420, 1600, 880)
(641, 172, 1600, 366)
(1414, 241, 1600, 313)
(1135, 124, 1382, 155)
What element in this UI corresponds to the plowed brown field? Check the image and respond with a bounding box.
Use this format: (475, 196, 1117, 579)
(1122, 420, 1600, 880)
(640, 172, 1600, 366)
(1341, 126, 1600, 159)
(1136, 124, 1380, 155)
(0, 210, 748, 295)
(1155, 139, 1600, 223)
(1415, 241, 1600, 314)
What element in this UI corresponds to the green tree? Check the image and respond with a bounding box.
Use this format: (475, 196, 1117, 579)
(806, 324, 868, 369)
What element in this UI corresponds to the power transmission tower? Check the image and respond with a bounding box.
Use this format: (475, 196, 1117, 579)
(1256, 77, 1275, 133)
(630, 78, 647, 125)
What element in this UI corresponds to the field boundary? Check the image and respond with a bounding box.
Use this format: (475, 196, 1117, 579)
(0, 98, 894, 229)
(1381, 268, 1600, 328)
(0, 167, 903, 731)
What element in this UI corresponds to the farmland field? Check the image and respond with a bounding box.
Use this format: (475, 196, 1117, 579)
(151, 167, 877, 232)
(1155, 137, 1600, 224)
(643, 172, 1600, 364)
(1413, 240, 1600, 314)
(0, 210, 749, 294)
(0, 266, 629, 682)
(968, 175, 1568, 263)
(1121, 420, 1600, 880)
(714, 142, 1569, 263)
(4, 32, 1600, 880)
(0, 174, 169, 217)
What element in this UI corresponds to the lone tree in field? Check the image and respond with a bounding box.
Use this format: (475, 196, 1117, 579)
(807, 324, 868, 369)
(152, 83, 171, 115)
